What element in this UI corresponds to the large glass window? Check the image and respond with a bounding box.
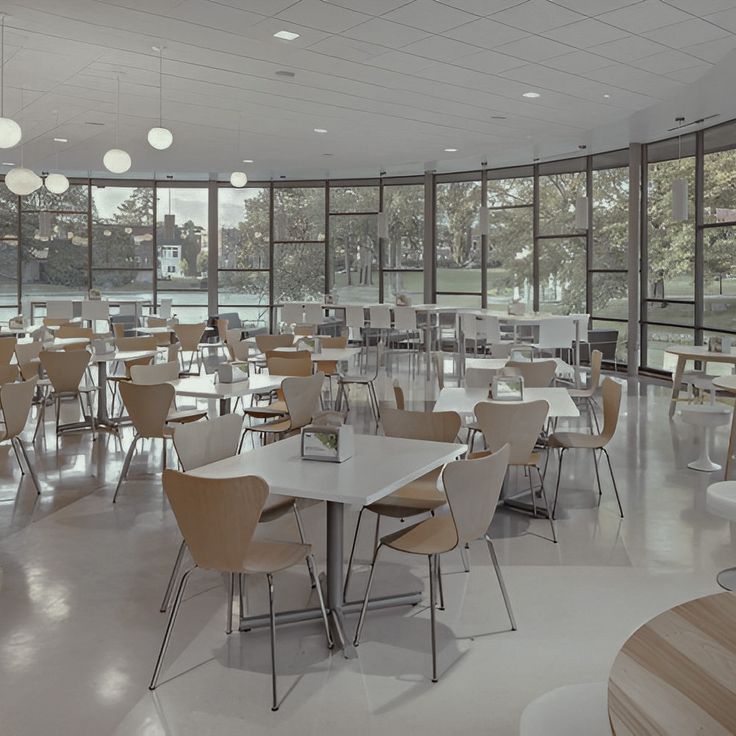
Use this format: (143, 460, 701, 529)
(0, 187, 18, 322)
(383, 183, 424, 304)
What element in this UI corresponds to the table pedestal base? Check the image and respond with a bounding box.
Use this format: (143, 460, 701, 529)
(716, 566, 736, 591)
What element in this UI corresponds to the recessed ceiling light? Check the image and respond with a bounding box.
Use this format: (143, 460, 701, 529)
(275, 70, 295, 78)
(444, 148, 458, 152)
(491, 115, 507, 120)
(242, 159, 254, 163)
(603, 93, 611, 99)
(523, 91, 541, 98)
(152, 45, 161, 52)
(274, 30, 300, 41)
(53, 137, 68, 143)
(314, 128, 328, 134)
(2, 161, 14, 166)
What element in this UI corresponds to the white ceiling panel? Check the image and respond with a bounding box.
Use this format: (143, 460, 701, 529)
(490, 0, 586, 33)
(495, 35, 572, 62)
(634, 49, 711, 75)
(384, 0, 477, 32)
(544, 50, 615, 73)
(666, 0, 735, 13)
(402, 35, 479, 62)
(597, 0, 692, 32)
(542, 18, 629, 48)
(684, 35, 736, 63)
(590, 34, 667, 62)
(326, 0, 414, 13)
(457, 49, 528, 73)
(342, 17, 430, 46)
(548, 0, 645, 15)
(276, 0, 371, 34)
(306, 36, 386, 62)
(437, 0, 522, 14)
(706, 7, 736, 34)
(367, 49, 438, 72)
(443, 17, 529, 47)
(643, 18, 731, 48)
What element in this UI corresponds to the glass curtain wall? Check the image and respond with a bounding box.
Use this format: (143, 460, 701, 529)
(0, 186, 18, 323)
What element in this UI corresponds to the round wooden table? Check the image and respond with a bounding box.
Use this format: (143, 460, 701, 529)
(608, 592, 736, 735)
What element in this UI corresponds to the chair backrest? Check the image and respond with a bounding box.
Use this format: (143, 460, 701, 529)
(147, 316, 168, 327)
(46, 300, 74, 319)
(570, 313, 590, 343)
(588, 349, 602, 393)
(480, 315, 501, 343)
(119, 381, 175, 438)
(282, 302, 303, 325)
(0, 363, 18, 385)
(256, 334, 294, 353)
(393, 379, 405, 410)
(112, 323, 126, 340)
(115, 335, 157, 351)
(588, 329, 619, 361)
(304, 303, 323, 324)
(474, 400, 549, 465)
(216, 318, 229, 341)
(56, 325, 93, 340)
(394, 307, 417, 331)
(433, 352, 445, 390)
(159, 298, 172, 319)
(0, 336, 17, 364)
(368, 305, 392, 329)
(464, 366, 497, 388)
(174, 322, 206, 351)
(130, 360, 179, 385)
(320, 335, 347, 349)
(15, 342, 42, 380)
(505, 359, 557, 388)
(0, 378, 37, 439)
(537, 317, 575, 350)
(226, 329, 249, 361)
(600, 377, 622, 444)
(167, 342, 181, 364)
(282, 372, 325, 430)
(266, 350, 312, 377)
(294, 324, 316, 336)
(382, 407, 461, 443)
(162, 469, 269, 573)
(443, 444, 510, 546)
(81, 300, 110, 322)
(345, 306, 365, 330)
(459, 312, 479, 340)
(173, 413, 243, 471)
(39, 349, 90, 393)
(43, 317, 71, 327)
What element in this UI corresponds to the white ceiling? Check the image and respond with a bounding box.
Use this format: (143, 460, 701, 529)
(3, 0, 736, 180)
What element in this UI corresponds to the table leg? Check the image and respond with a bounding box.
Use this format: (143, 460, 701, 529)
(725, 408, 736, 480)
(669, 356, 686, 418)
(97, 361, 109, 423)
(574, 320, 581, 389)
(219, 397, 231, 415)
(326, 501, 355, 658)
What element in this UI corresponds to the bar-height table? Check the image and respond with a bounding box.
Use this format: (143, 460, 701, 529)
(189, 433, 465, 656)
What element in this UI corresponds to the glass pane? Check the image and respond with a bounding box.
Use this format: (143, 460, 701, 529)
(382, 271, 423, 304)
(159, 303, 209, 322)
(0, 186, 17, 238)
(437, 292, 481, 308)
(590, 319, 628, 366)
(644, 325, 693, 371)
(539, 172, 586, 235)
(539, 237, 586, 313)
(646, 300, 694, 326)
(591, 272, 628, 319)
(436, 181, 481, 297)
(703, 331, 736, 376)
(274, 187, 325, 241)
(487, 177, 532, 208)
(330, 186, 378, 213)
(273, 243, 325, 303)
(647, 157, 695, 300)
(219, 271, 269, 307)
(214, 303, 269, 328)
(383, 184, 424, 270)
(487, 204, 533, 312)
(704, 226, 736, 329)
(91, 269, 153, 301)
(592, 167, 629, 269)
(156, 187, 208, 292)
(330, 214, 378, 304)
(0, 238, 17, 306)
(219, 187, 269, 269)
(704, 149, 736, 224)
(22, 184, 89, 213)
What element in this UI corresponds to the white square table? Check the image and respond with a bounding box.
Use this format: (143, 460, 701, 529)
(190, 433, 465, 656)
(170, 373, 288, 415)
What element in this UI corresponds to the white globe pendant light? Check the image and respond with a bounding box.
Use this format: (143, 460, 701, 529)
(147, 47, 173, 150)
(230, 171, 248, 187)
(104, 75, 132, 174)
(5, 167, 41, 196)
(103, 148, 131, 174)
(0, 18, 21, 149)
(44, 172, 69, 194)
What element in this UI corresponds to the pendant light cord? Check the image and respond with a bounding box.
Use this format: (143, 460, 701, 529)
(158, 47, 163, 127)
(115, 74, 120, 147)
(1, 15, 6, 118)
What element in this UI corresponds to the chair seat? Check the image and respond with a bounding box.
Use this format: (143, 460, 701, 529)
(339, 374, 374, 384)
(242, 540, 310, 575)
(166, 408, 207, 424)
(568, 386, 595, 399)
(367, 469, 445, 518)
(244, 399, 287, 418)
(381, 514, 458, 556)
(548, 432, 604, 450)
(469, 449, 541, 467)
(248, 418, 292, 435)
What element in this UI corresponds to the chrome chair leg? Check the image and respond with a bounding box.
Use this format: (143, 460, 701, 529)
(527, 465, 538, 517)
(33, 396, 46, 443)
(308, 553, 334, 649)
(113, 435, 139, 503)
(16, 438, 41, 495)
(238, 573, 246, 618)
(459, 544, 470, 573)
(485, 536, 517, 631)
(592, 448, 603, 497)
(436, 554, 445, 611)
(343, 507, 366, 601)
(551, 448, 566, 520)
(160, 539, 188, 613)
(536, 468, 556, 543)
(150, 566, 195, 690)
(601, 448, 624, 518)
(353, 543, 382, 646)
(267, 573, 278, 712)
(429, 554, 438, 683)
(10, 437, 23, 474)
(292, 504, 317, 589)
(226, 572, 234, 635)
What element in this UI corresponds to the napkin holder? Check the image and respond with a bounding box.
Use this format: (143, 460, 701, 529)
(8, 315, 28, 330)
(298, 337, 321, 354)
(507, 300, 525, 316)
(217, 362, 250, 383)
(301, 417, 353, 463)
(395, 292, 412, 306)
(490, 375, 524, 401)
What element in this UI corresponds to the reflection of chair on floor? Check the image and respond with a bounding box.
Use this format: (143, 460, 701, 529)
(706, 481, 736, 591)
(353, 445, 515, 683)
(150, 469, 332, 711)
(520, 683, 610, 736)
(0, 378, 41, 494)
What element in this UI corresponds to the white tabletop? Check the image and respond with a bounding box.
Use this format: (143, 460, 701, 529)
(137, 326, 175, 335)
(171, 373, 287, 400)
(17, 336, 90, 350)
(90, 349, 157, 364)
(189, 433, 465, 506)
(434, 387, 580, 419)
(465, 356, 576, 379)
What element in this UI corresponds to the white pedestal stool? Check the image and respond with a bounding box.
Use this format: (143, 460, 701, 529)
(706, 480, 736, 591)
(680, 404, 731, 472)
(519, 683, 610, 736)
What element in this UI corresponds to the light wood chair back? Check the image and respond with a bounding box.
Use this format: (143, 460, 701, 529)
(43, 317, 71, 327)
(130, 360, 179, 385)
(600, 377, 622, 444)
(0, 364, 18, 385)
(505, 359, 556, 388)
(162, 469, 269, 573)
(382, 407, 461, 443)
(393, 379, 405, 410)
(443, 444, 510, 546)
(113, 323, 126, 340)
(256, 334, 294, 353)
(56, 325, 93, 340)
(281, 372, 324, 429)
(294, 324, 316, 336)
(147, 316, 168, 327)
(39, 349, 90, 393)
(115, 335, 157, 352)
(0, 336, 17, 364)
(174, 322, 206, 351)
(173, 413, 243, 471)
(0, 378, 36, 439)
(320, 335, 347, 349)
(226, 330, 249, 361)
(578, 349, 602, 398)
(119, 381, 175, 438)
(474, 400, 549, 465)
(216, 318, 229, 342)
(15, 342, 42, 380)
(266, 350, 312, 377)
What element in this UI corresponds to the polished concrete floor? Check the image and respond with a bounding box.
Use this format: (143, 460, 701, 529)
(0, 361, 731, 735)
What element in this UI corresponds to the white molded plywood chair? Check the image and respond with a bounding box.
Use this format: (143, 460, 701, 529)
(458, 311, 481, 354)
(81, 300, 110, 333)
(519, 683, 610, 736)
(159, 298, 172, 319)
(46, 300, 75, 321)
(532, 317, 575, 361)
